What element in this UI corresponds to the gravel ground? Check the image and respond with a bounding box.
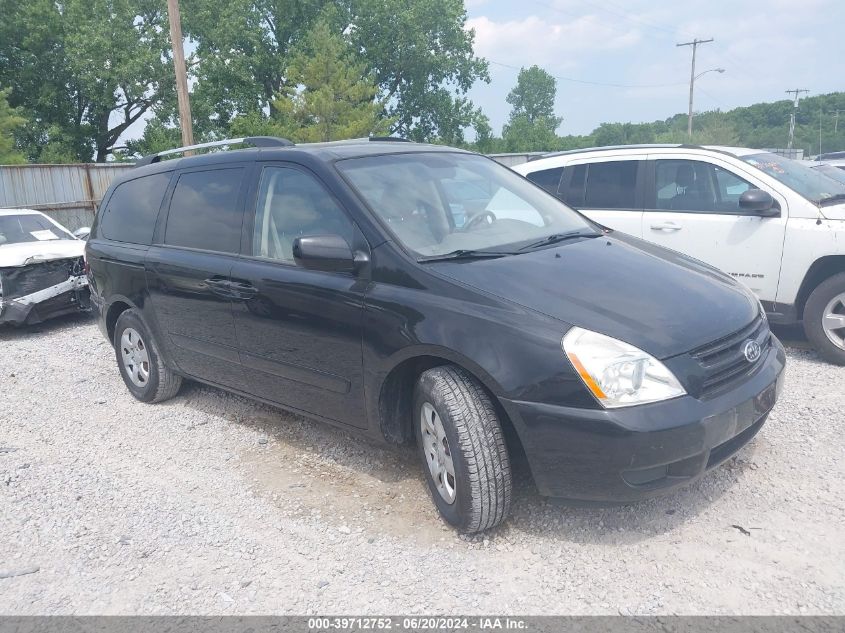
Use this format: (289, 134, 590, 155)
(1, 314, 843, 615)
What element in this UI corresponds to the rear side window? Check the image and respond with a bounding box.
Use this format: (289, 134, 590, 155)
(561, 164, 587, 206)
(165, 168, 245, 253)
(582, 161, 639, 209)
(99, 172, 171, 245)
(526, 167, 564, 193)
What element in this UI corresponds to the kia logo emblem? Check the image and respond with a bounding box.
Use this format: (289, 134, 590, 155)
(743, 340, 762, 363)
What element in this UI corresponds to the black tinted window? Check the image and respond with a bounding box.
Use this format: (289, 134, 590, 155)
(165, 168, 245, 253)
(561, 164, 587, 206)
(99, 173, 171, 244)
(527, 167, 564, 193)
(252, 167, 354, 262)
(583, 161, 639, 209)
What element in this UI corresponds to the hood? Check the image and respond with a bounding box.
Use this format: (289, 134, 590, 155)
(819, 202, 845, 221)
(0, 239, 85, 268)
(427, 233, 758, 359)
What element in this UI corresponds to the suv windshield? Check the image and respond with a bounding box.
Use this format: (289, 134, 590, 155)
(337, 152, 597, 258)
(742, 152, 845, 205)
(0, 214, 73, 245)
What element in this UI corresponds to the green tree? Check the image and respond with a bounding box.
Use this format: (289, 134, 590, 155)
(182, 0, 488, 141)
(349, 0, 489, 141)
(273, 20, 390, 142)
(501, 116, 559, 152)
(502, 66, 562, 151)
(505, 65, 559, 125)
(121, 119, 183, 160)
(0, 88, 26, 164)
(228, 19, 390, 143)
(0, 0, 173, 162)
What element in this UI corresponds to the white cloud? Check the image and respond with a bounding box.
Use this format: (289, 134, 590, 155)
(466, 14, 641, 72)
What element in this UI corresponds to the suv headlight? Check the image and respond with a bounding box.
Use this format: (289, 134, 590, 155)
(562, 327, 686, 408)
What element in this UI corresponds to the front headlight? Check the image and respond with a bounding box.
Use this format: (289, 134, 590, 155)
(562, 327, 686, 408)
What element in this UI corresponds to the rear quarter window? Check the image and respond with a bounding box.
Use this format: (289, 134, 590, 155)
(98, 172, 172, 245)
(526, 166, 564, 193)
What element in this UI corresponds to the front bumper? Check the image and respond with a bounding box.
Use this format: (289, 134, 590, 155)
(0, 275, 90, 326)
(503, 338, 786, 502)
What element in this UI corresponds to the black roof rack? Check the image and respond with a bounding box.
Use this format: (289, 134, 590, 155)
(134, 136, 294, 167)
(368, 136, 411, 142)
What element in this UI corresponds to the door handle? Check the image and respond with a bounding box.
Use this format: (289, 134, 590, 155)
(228, 280, 259, 300)
(650, 221, 682, 232)
(204, 277, 235, 298)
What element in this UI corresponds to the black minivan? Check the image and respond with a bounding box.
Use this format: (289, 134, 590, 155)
(86, 137, 785, 533)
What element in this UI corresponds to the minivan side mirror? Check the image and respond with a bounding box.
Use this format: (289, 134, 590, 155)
(739, 189, 779, 216)
(73, 226, 91, 240)
(293, 234, 355, 273)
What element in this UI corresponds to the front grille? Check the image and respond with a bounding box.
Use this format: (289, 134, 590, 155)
(691, 314, 771, 398)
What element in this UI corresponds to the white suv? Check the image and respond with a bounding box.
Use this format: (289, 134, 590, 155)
(514, 145, 845, 364)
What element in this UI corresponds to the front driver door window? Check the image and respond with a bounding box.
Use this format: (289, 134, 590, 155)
(643, 157, 786, 298)
(252, 167, 355, 262)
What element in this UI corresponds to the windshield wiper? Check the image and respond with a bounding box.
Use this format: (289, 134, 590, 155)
(819, 193, 845, 206)
(418, 249, 514, 262)
(518, 230, 598, 251)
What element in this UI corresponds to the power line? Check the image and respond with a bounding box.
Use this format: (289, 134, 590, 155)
(575, 0, 695, 40)
(487, 59, 687, 90)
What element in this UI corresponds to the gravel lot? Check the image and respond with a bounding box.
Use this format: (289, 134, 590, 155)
(1, 315, 843, 615)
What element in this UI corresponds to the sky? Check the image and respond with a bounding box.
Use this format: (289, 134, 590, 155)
(464, 0, 844, 136)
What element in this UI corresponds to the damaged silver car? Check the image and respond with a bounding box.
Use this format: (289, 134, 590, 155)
(0, 209, 90, 326)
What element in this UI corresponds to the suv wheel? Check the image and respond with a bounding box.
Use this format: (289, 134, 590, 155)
(114, 309, 182, 402)
(804, 272, 845, 365)
(413, 366, 512, 533)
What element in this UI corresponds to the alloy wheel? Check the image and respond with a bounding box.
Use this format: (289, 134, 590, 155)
(420, 402, 457, 504)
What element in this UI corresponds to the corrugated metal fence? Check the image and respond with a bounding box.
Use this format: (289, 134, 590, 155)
(0, 163, 134, 231)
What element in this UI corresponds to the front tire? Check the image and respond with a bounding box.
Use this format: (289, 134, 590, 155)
(413, 366, 512, 533)
(804, 273, 845, 366)
(114, 309, 182, 402)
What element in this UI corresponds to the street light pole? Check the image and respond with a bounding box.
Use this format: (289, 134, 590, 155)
(166, 0, 194, 149)
(677, 38, 714, 138)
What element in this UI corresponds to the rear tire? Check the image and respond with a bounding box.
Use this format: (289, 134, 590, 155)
(804, 273, 845, 366)
(114, 309, 182, 402)
(413, 366, 512, 533)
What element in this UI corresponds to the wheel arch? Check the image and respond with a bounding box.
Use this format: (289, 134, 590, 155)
(105, 297, 136, 344)
(375, 348, 525, 460)
(795, 256, 845, 320)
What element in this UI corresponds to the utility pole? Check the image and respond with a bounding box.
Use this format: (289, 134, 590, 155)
(677, 37, 714, 138)
(166, 0, 194, 149)
(785, 88, 808, 150)
(835, 110, 840, 135)
(819, 108, 823, 157)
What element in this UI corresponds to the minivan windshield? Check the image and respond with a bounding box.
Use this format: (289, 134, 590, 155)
(741, 152, 845, 205)
(337, 152, 597, 258)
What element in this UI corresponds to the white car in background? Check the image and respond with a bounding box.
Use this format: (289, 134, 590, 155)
(514, 145, 845, 364)
(0, 208, 90, 325)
